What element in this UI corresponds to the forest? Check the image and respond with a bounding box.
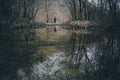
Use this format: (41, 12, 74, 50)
(65, 0, 120, 24)
(0, 0, 120, 80)
(0, 0, 120, 24)
(0, 0, 120, 41)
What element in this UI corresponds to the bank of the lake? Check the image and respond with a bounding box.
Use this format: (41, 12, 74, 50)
(65, 21, 120, 32)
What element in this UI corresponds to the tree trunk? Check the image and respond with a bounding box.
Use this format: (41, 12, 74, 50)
(23, 0, 27, 18)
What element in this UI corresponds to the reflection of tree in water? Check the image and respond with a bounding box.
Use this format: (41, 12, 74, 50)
(0, 25, 38, 42)
(66, 32, 95, 64)
(95, 33, 120, 80)
(0, 42, 44, 80)
(65, 31, 120, 80)
(65, 31, 96, 79)
(1, 29, 120, 80)
(0, 25, 41, 80)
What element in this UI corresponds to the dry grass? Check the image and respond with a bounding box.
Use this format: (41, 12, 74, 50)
(69, 21, 97, 27)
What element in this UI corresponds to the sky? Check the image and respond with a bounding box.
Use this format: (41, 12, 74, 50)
(88, 0, 92, 2)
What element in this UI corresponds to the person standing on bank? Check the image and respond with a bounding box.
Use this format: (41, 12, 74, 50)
(54, 17, 56, 23)
(54, 17, 57, 32)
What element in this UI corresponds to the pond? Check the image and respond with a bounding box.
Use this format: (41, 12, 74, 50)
(0, 26, 120, 80)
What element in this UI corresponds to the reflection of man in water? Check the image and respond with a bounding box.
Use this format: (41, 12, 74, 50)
(54, 17, 57, 32)
(46, 20, 49, 38)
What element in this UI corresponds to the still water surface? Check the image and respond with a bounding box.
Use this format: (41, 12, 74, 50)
(0, 26, 120, 80)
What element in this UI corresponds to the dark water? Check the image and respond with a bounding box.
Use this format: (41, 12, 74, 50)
(0, 26, 120, 80)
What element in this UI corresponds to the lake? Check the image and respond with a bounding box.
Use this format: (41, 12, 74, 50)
(0, 25, 120, 80)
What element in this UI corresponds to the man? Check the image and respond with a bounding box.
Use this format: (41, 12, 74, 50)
(54, 17, 56, 23)
(54, 17, 57, 32)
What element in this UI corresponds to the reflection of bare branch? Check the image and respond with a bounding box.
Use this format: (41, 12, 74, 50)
(84, 47, 96, 72)
(66, 32, 77, 54)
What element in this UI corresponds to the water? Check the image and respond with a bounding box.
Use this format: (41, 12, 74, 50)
(0, 26, 120, 80)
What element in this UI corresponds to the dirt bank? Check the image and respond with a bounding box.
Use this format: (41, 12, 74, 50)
(68, 21, 98, 27)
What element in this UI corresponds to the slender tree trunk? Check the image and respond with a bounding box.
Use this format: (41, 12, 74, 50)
(107, 0, 118, 24)
(45, 0, 49, 22)
(23, 0, 27, 18)
(79, 0, 83, 20)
